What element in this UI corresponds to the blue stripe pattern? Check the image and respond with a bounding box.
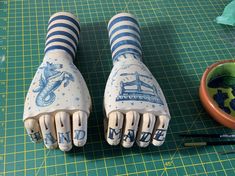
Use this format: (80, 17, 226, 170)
(109, 25, 140, 38)
(112, 48, 142, 61)
(46, 31, 78, 46)
(111, 40, 141, 53)
(45, 45, 75, 59)
(46, 38, 76, 54)
(108, 13, 142, 62)
(108, 16, 139, 31)
(48, 15, 81, 32)
(48, 23, 79, 38)
(110, 32, 140, 46)
(45, 13, 80, 60)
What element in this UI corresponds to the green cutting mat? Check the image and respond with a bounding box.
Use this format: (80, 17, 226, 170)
(1, 0, 235, 175)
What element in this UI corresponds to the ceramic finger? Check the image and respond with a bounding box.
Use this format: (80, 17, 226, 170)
(152, 115, 170, 146)
(39, 114, 57, 149)
(121, 111, 140, 148)
(24, 118, 42, 143)
(72, 111, 88, 147)
(55, 111, 72, 151)
(136, 113, 155, 147)
(106, 111, 124, 145)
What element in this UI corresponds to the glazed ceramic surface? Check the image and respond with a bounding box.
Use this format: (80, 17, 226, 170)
(207, 62, 235, 117)
(104, 54, 170, 118)
(23, 12, 91, 121)
(200, 60, 235, 129)
(104, 13, 170, 119)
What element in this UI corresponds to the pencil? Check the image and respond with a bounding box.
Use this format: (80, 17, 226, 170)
(219, 149, 235, 155)
(180, 134, 235, 139)
(184, 141, 235, 147)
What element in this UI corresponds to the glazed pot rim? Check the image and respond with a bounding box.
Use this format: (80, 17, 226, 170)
(199, 59, 235, 129)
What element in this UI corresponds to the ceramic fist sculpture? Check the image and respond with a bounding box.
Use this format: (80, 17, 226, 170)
(104, 13, 171, 148)
(23, 12, 91, 151)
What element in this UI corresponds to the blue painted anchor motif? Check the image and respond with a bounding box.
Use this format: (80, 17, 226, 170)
(33, 61, 74, 107)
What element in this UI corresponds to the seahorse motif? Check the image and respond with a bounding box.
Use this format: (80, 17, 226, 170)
(33, 61, 74, 107)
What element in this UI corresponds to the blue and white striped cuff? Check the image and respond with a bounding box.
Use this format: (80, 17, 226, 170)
(108, 13, 142, 62)
(44, 12, 80, 60)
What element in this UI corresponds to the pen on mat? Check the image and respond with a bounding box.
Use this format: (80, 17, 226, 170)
(219, 149, 235, 155)
(180, 134, 235, 138)
(184, 141, 235, 147)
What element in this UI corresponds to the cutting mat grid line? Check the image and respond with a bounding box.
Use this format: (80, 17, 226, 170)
(1, 0, 235, 175)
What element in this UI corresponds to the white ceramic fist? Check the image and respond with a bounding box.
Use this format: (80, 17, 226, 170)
(23, 12, 91, 151)
(104, 13, 171, 148)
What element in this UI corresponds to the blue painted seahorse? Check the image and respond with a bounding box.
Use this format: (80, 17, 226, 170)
(33, 62, 74, 107)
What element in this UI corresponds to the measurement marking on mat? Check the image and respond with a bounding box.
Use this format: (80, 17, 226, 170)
(0, 81, 6, 85)
(164, 161, 174, 167)
(0, 55, 5, 63)
(0, 69, 6, 73)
